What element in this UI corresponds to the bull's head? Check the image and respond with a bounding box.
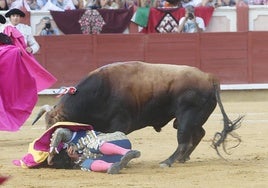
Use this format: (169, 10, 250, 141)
(32, 104, 62, 129)
(32, 87, 78, 129)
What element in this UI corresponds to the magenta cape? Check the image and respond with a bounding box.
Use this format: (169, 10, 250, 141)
(0, 176, 9, 185)
(13, 122, 93, 168)
(3, 26, 57, 92)
(0, 44, 38, 131)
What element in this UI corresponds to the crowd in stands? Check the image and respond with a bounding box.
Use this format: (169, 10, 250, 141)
(0, 0, 266, 12)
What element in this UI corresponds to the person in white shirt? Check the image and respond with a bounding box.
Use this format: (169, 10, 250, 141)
(5, 8, 40, 54)
(41, 0, 76, 11)
(177, 5, 205, 33)
(181, 0, 203, 7)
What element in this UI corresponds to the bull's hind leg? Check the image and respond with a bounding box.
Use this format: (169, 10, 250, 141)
(178, 127, 205, 163)
(177, 93, 217, 163)
(159, 114, 194, 167)
(160, 91, 216, 167)
(159, 108, 197, 168)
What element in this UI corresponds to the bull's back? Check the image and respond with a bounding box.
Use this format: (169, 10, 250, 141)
(94, 61, 216, 99)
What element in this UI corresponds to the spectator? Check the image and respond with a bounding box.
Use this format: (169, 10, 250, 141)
(100, 0, 121, 8)
(216, 0, 236, 6)
(41, 0, 76, 10)
(72, 0, 84, 8)
(54, 0, 76, 9)
(0, 0, 9, 10)
(163, 0, 181, 7)
(84, 0, 101, 9)
(125, 0, 138, 8)
(247, 0, 266, 4)
(36, 0, 48, 8)
(202, 0, 219, 7)
(9, 0, 31, 10)
(177, 5, 205, 33)
(36, 16, 60, 35)
(26, 0, 41, 10)
(40, 0, 64, 10)
(181, 0, 203, 7)
(4, 8, 40, 54)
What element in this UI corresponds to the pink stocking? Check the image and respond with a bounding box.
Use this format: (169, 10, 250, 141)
(90, 160, 113, 172)
(99, 142, 130, 155)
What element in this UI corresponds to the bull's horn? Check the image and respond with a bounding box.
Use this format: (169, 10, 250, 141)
(32, 105, 53, 125)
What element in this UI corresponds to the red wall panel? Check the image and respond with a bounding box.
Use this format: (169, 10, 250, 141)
(248, 32, 268, 83)
(35, 32, 268, 88)
(200, 32, 248, 83)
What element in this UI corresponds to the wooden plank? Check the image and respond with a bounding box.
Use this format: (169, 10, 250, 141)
(249, 32, 268, 83)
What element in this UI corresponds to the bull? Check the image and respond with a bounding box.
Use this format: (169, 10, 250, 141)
(33, 61, 243, 167)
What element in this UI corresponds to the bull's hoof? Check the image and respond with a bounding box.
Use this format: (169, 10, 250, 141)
(159, 163, 170, 168)
(178, 159, 186, 163)
(159, 160, 172, 168)
(178, 156, 190, 163)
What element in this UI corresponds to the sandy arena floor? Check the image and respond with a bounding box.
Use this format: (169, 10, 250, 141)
(0, 90, 267, 188)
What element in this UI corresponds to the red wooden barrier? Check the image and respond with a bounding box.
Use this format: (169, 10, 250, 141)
(34, 32, 268, 88)
(236, 1, 249, 32)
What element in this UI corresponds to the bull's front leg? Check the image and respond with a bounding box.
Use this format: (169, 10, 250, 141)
(159, 117, 193, 167)
(159, 143, 192, 167)
(159, 127, 192, 167)
(159, 119, 181, 167)
(159, 146, 179, 167)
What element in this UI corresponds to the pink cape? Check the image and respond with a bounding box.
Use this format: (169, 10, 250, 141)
(3, 26, 57, 92)
(0, 44, 38, 131)
(0, 176, 9, 185)
(13, 122, 93, 168)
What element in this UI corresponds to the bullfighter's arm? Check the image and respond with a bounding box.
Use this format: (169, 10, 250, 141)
(49, 128, 73, 154)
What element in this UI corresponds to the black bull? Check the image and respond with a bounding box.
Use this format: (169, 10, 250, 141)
(33, 61, 243, 167)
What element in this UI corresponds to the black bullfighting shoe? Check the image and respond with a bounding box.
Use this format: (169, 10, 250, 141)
(107, 150, 141, 174)
(107, 162, 121, 174)
(120, 150, 141, 169)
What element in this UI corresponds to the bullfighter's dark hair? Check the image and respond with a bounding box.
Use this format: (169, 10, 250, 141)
(51, 149, 74, 169)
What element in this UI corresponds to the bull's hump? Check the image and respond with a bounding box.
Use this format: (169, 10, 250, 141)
(91, 61, 213, 90)
(96, 61, 195, 78)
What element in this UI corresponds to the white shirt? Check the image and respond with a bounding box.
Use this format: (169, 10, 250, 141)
(41, 0, 76, 11)
(14, 23, 40, 54)
(181, 0, 203, 7)
(178, 17, 205, 33)
(9, 0, 31, 11)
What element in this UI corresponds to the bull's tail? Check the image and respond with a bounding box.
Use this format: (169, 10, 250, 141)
(212, 82, 244, 158)
(32, 105, 52, 125)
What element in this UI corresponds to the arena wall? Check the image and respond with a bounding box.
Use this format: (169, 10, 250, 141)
(34, 32, 268, 89)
